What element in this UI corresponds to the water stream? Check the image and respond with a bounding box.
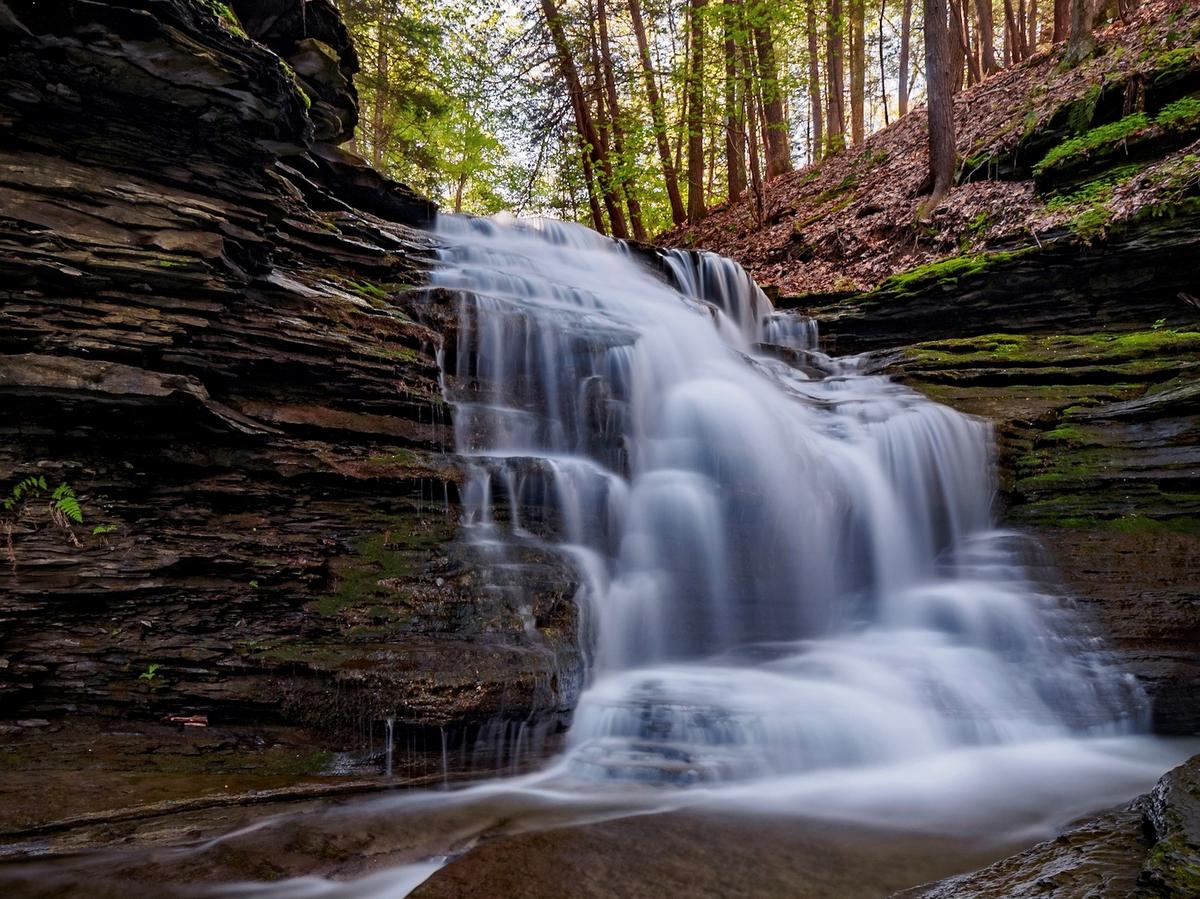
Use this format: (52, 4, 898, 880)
(437, 213, 1145, 787)
(5, 214, 1193, 897)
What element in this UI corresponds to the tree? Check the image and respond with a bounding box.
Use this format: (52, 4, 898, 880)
(1065, 0, 1101, 64)
(975, 0, 999, 74)
(686, 0, 708, 222)
(825, 0, 846, 154)
(849, 0, 866, 145)
(1053, 0, 1070, 41)
(596, 0, 646, 239)
(805, 0, 825, 155)
(898, 0, 914, 115)
(750, 5, 792, 177)
(921, 0, 956, 218)
(724, 0, 747, 198)
(628, 0, 687, 225)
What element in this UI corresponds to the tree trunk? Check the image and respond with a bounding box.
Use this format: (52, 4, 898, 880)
(751, 11, 792, 177)
(949, 0, 974, 89)
(899, 0, 913, 115)
(1065, 0, 1099, 64)
(974, 0, 998, 74)
(825, 0, 846, 154)
(686, 0, 707, 222)
(597, 0, 645, 239)
(805, 0, 825, 158)
(540, 0, 613, 234)
(849, 0, 866, 145)
(584, 2, 630, 237)
(1028, 0, 1039, 48)
(371, 0, 389, 169)
(921, 0, 956, 218)
(723, 0, 747, 199)
(878, 0, 889, 125)
(1053, 0, 1070, 42)
(742, 41, 765, 222)
(628, 0, 687, 225)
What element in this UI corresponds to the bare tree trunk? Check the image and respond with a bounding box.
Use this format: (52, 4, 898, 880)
(723, 0, 747, 199)
(825, 0, 846, 154)
(686, 0, 708, 222)
(1065, 0, 1099, 64)
(805, 0, 825, 158)
(1052, 0, 1070, 42)
(899, 0, 913, 115)
(878, 0, 890, 125)
(584, 2, 630, 237)
(628, 0, 687, 225)
(950, 0, 975, 88)
(597, 0, 645, 239)
(371, 0, 389, 169)
(750, 9, 792, 177)
(974, 0, 998, 74)
(1028, 0, 1039, 48)
(848, 0, 866, 145)
(742, 41, 765, 223)
(540, 0, 616, 234)
(921, 0, 956, 218)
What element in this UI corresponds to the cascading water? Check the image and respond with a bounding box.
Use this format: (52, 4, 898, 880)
(6, 215, 1193, 899)
(434, 213, 1145, 786)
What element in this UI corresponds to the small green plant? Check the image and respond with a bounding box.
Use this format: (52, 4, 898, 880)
(1153, 318, 1167, 330)
(2, 475, 85, 570)
(138, 663, 162, 683)
(92, 523, 118, 536)
(249, 579, 260, 589)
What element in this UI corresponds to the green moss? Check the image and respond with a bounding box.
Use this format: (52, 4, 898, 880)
(315, 514, 456, 618)
(882, 250, 1031, 293)
(1156, 96, 1200, 131)
(1034, 113, 1151, 176)
(205, 0, 248, 38)
(1153, 46, 1198, 79)
(1067, 84, 1103, 134)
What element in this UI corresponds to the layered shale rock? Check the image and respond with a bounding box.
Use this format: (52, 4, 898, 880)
(0, 0, 582, 775)
(801, 220, 1200, 734)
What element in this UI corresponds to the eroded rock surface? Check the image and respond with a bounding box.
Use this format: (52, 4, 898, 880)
(897, 755, 1200, 898)
(0, 0, 582, 799)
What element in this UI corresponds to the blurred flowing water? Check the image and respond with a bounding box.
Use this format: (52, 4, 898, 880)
(435, 213, 1146, 786)
(4, 215, 1193, 899)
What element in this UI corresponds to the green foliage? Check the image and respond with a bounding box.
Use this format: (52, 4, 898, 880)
(51, 484, 83, 524)
(205, 0, 247, 39)
(1034, 113, 1150, 176)
(1155, 96, 1200, 130)
(138, 663, 162, 683)
(3, 475, 47, 514)
(92, 523, 118, 536)
(3, 476, 82, 524)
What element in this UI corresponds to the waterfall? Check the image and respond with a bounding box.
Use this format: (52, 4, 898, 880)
(433, 213, 1144, 785)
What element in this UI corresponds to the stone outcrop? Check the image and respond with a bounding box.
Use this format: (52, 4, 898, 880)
(897, 755, 1200, 898)
(796, 201, 1200, 735)
(0, 0, 581, 772)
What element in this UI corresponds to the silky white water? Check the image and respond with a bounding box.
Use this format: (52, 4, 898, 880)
(11, 215, 1190, 899)
(436, 212, 1146, 786)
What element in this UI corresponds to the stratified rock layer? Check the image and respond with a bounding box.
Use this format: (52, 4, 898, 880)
(0, 0, 582, 758)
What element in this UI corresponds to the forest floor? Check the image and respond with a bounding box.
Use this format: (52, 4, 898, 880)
(660, 0, 1200, 300)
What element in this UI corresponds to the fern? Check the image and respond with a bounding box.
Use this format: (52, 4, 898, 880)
(51, 483, 83, 524)
(4, 475, 47, 512)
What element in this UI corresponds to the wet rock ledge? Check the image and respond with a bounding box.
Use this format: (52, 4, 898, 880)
(0, 0, 583, 801)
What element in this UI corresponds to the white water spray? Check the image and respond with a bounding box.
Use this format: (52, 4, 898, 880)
(434, 213, 1145, 785)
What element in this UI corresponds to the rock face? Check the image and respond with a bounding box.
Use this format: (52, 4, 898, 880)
(802, 211, 1200, 735)
(896, 754, 1200, 898)
(0, 0, 581, 766)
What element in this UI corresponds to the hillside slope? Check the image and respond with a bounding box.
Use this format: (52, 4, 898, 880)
(663, 0, 1200, 300)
